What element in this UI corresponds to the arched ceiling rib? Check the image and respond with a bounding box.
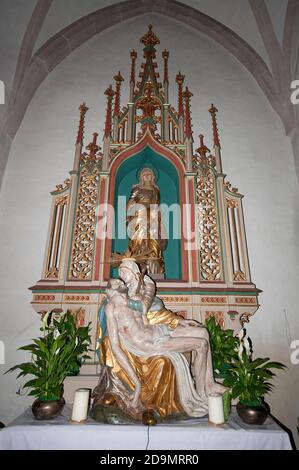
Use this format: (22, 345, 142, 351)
(1, 0, 298, 187)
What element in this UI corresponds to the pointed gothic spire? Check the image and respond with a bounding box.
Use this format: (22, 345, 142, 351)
(140, 24, 160, 47)
(130, 49, 137, 84)
(176, 72, 185, 117)
(183, 86, 193, 139)
(209, 103, 221, 148)
(104, 85, 115, 138)
(76, 102, 88, 145)
(162, 49, 169, 84)
(140, 24, 160, 58)
(113, 71, 124, 117)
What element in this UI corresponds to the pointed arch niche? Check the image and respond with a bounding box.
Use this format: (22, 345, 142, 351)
(101, 131, 190, 282)
(112, 145, 181, 279)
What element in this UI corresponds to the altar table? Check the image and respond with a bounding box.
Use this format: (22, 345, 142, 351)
(0, 406, 292, 450)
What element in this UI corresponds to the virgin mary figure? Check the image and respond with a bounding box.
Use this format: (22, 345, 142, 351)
(126, 168, 167, 275)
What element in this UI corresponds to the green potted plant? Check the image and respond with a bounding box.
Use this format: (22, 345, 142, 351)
(223, 349, 285, 425)
(6, 310, 91, 420)
(205, 316, 239, 377)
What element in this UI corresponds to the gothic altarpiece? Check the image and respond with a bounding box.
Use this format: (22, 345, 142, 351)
(30, 26, 260, 398)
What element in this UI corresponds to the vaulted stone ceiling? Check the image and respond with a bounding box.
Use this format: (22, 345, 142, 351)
(0, 0, 298, 186)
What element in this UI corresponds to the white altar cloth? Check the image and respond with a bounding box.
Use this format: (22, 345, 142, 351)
(0, 406, 292, 450)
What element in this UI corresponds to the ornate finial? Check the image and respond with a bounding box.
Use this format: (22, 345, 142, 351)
(114, 71, 124, 83)
(136, 82, 160, 119)
(162, 49, 169, 84)
(176, 72, 185, 85)
(176, 72, 185, 117)
(105, 84, 115, 99)
(76, 102, 89, 145)
(130, 49, 137, 83)
(86, 132, 99, 158)
(183, 86, 193, 138)
(104, 85, 115, 138)
(196, 134, 210, 157)
(209, 103, 221, 148)
(140, 24, 160, 47)
(113, 71, 124, 117)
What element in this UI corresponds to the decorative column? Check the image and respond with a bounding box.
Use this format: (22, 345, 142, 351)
(176, 72, 185, 143)
(59, 103, 88, 282)
(113, 71, 124, 142)
(74, 102, 88, 171)
(162, 49, 170, 143)
(195, 134, 224, 283)
(127, 51, 137, 143)
(207, 104, 233, 283)
(162, 49, 169, 102)
(209, 104, 222, 173)
(102, 85, 114, 171)
(69, 132, 101, 280)
(183, 86, 194, 172)
(129, 49, 137, 101)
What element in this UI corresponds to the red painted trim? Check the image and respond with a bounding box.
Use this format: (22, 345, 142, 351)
(188, 178, 198, 282)
(103, 130, 189, 281)
(94, 178, 107, 281)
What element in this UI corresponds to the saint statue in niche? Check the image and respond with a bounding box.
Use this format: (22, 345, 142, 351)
(126, 167, 167, 276)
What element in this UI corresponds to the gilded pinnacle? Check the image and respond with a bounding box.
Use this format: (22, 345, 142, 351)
(86, 132, 100, 156)
(209, 103, 218, 114)
(114, 71, 124, 83)
(79, 102, 89, 114)
(140, 24, 160, 47)
(105, 85, 115, 99)
(183, 87, 193, 99)
(209, 103, 221, 147)
(176, 72, 185, 84)
(196, 134, 210, 157)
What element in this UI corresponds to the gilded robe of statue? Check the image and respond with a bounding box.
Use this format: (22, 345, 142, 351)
(126, 168, 167, 275)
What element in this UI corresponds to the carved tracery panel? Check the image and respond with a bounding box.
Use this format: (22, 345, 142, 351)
(196, 169, 223, 281)
(69, 167, 100, 280)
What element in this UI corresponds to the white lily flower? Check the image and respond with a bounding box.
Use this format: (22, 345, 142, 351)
(54, 329, 60, 340)
(238, 328, 245, 361)
(42, 312, 50, 327)
(244, 337, 251, 357)
(238, 342, 244, 361)
(238, 328, 245, 341)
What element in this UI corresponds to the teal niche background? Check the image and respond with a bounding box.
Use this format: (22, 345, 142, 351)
(111, 145, 182, 279)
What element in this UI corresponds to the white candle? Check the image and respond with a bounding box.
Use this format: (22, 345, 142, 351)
(208, 393, 224, 425)
(71, 388, 90, 423)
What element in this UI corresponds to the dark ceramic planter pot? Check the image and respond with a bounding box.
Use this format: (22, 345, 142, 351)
(236, 401, 268, 425)
(32, 398, 65, 420)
